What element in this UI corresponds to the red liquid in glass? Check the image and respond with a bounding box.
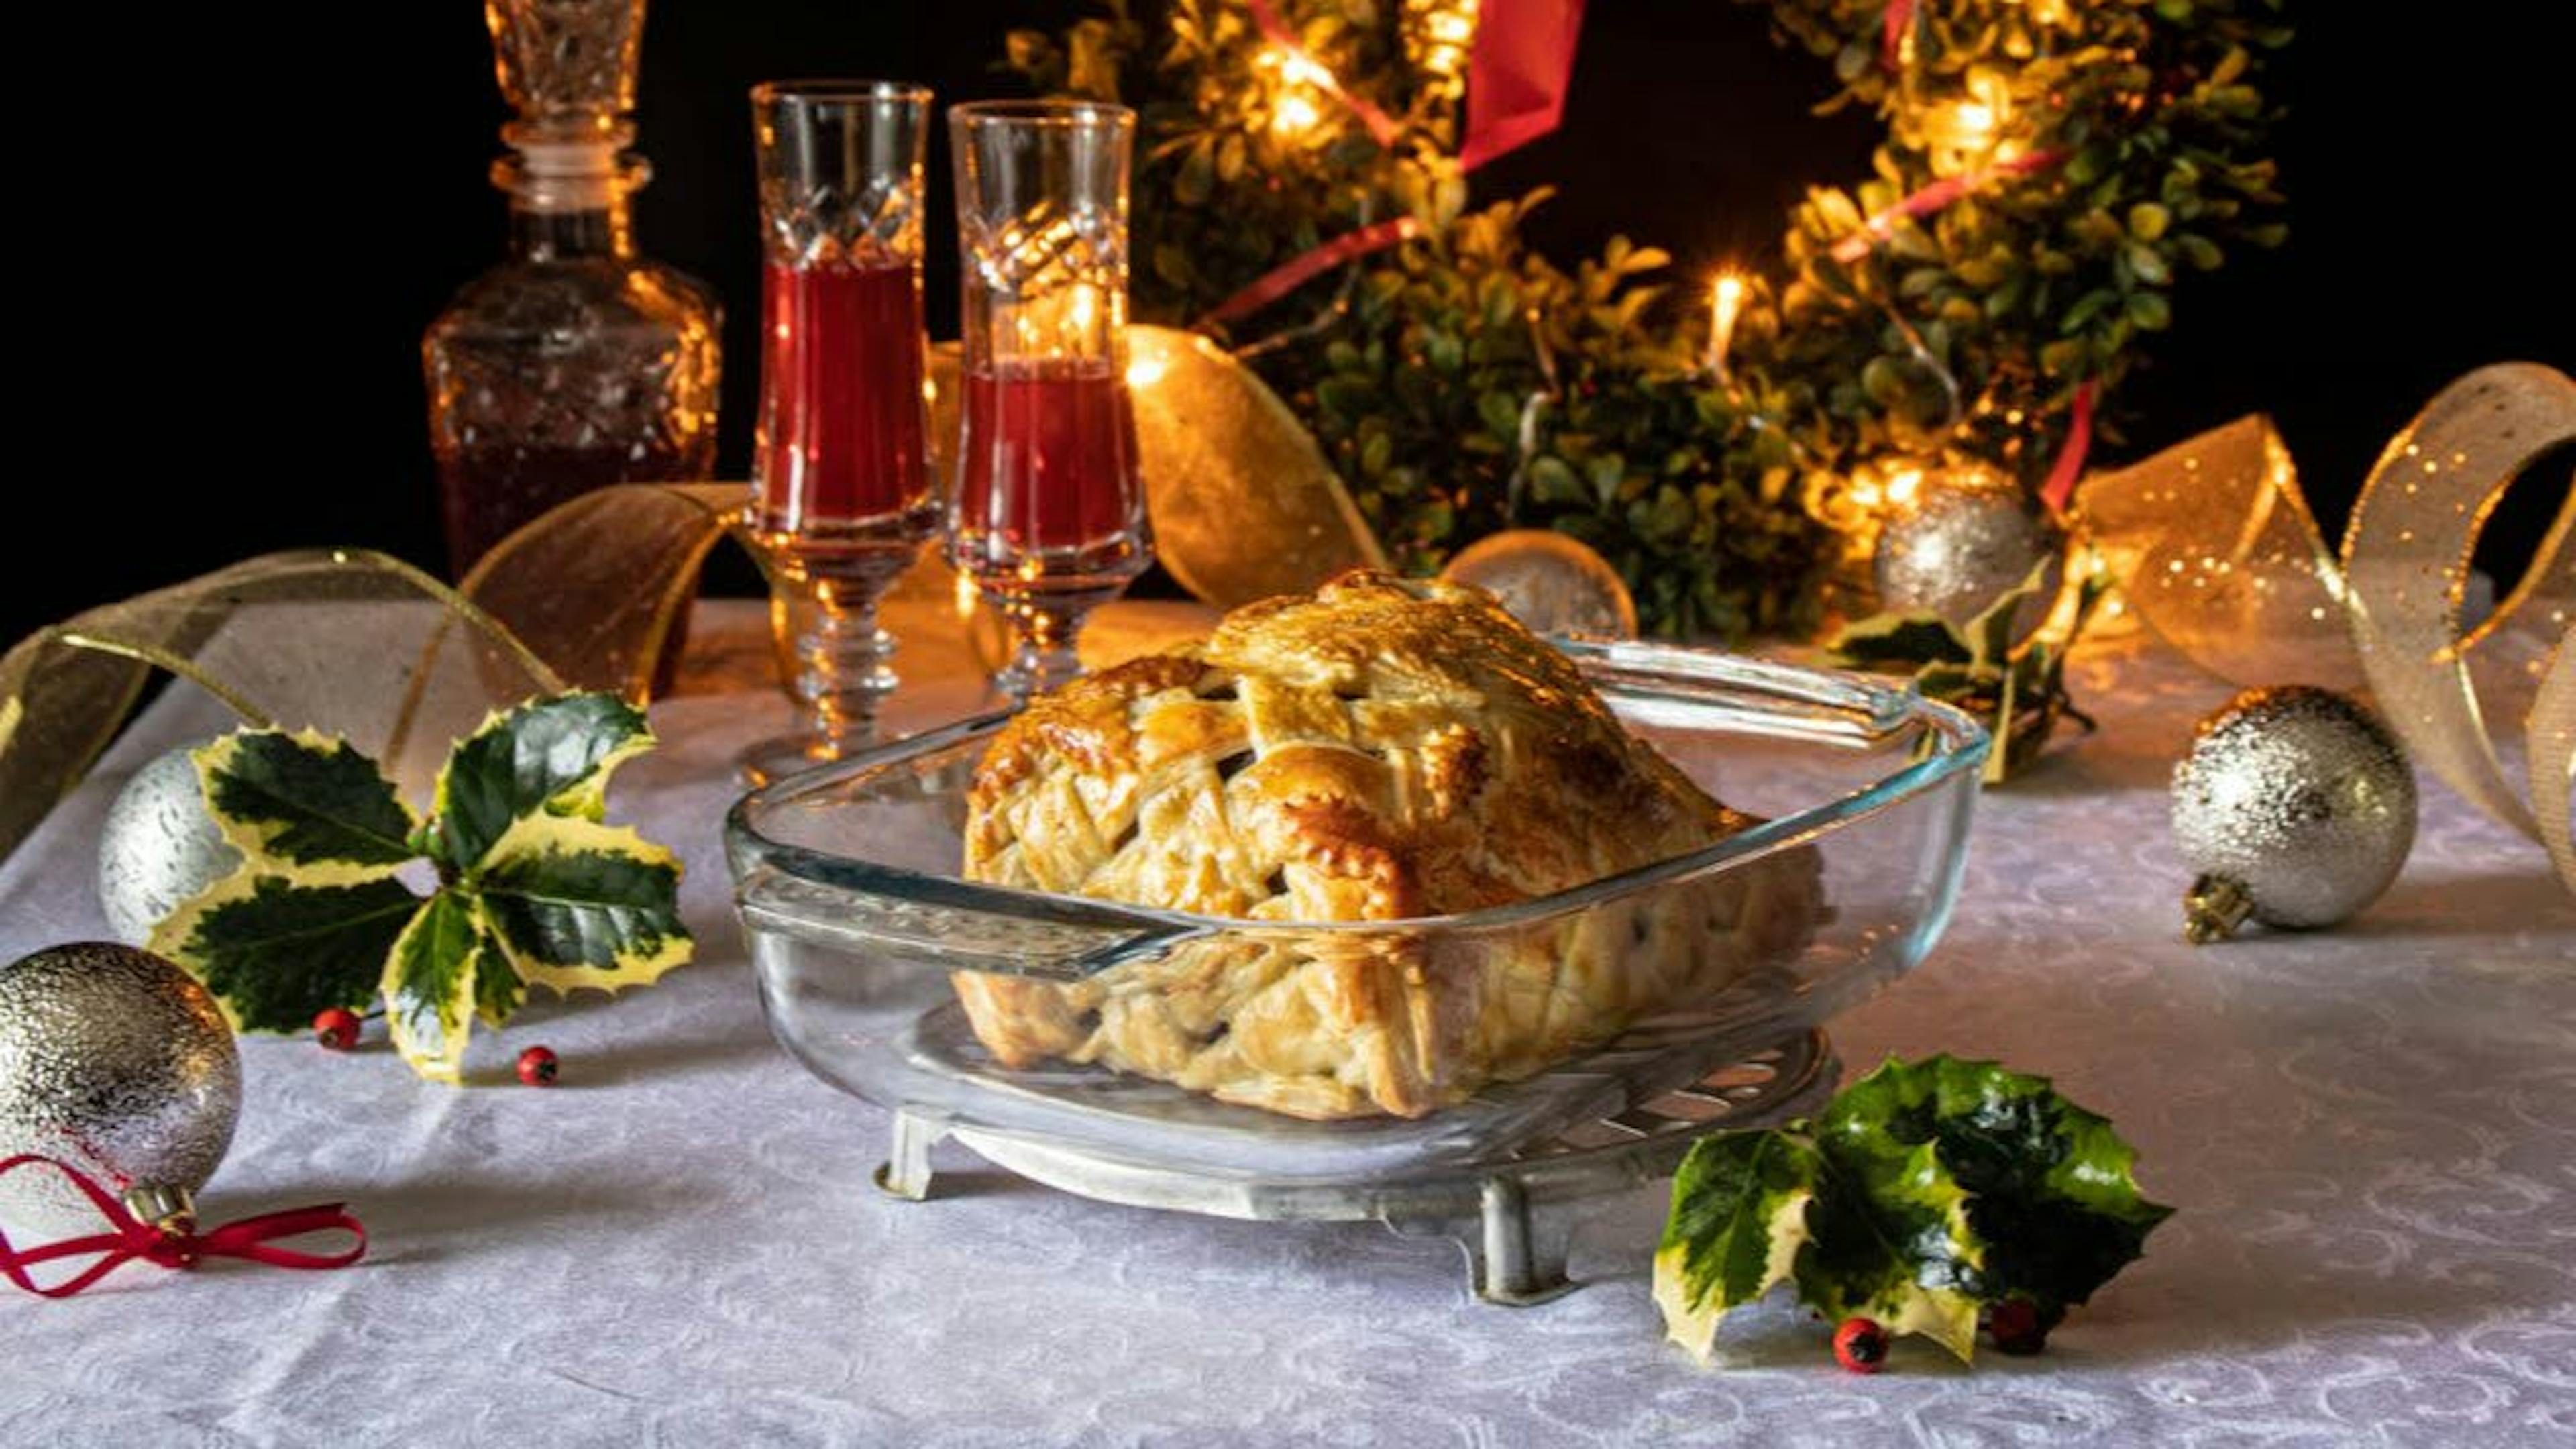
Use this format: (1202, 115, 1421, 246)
(953, 358, 1143, 561)
(757, 260, 930, 531)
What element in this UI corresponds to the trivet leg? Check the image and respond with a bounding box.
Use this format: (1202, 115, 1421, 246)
(873, 1109, 947, 1201)
(1470, 1176, 1578, 1306)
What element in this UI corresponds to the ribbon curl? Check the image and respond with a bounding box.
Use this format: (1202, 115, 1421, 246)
(0, 1155, 365, 1299)
(2080, 362, 2576, 894)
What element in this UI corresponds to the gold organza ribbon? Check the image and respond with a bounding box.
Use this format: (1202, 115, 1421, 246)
(0, 551, 563, 861)
(2081, 362, 2576, 892)
(459, 482, 745, 695)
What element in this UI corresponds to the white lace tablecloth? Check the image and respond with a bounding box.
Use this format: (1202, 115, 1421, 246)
(4, 604, 2571, 1447)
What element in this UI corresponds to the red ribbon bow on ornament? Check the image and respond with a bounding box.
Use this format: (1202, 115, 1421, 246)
(0, 1154, 366, 1299)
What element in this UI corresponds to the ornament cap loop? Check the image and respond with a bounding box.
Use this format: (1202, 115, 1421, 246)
(119, 1183, 197, 1238)
(2184, 873, 2255, 945)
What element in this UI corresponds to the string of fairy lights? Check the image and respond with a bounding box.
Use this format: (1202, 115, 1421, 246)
(1243, 0, 2045, 382)
(1224, 0, 2101, 553)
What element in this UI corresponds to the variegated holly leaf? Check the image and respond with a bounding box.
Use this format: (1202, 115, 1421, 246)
(472, 931, 526, 1028)
(1821, 1055, 2171, 1329)
(150, 873, 423, 1032)
(1653, 1128, 1825, 1362)
(474, 815, 690, 995)
(431, 692, 654, 871)
(1794, 1128, 1986, 1362)
(1962, 558, 2058, 672)
(1827, 611, 1972, 671)
(1655, 1055, 2168, 1366)
(154, 690, 689, 1083)
(193, 730, 417, 881)
(380, 890, 486, 1083)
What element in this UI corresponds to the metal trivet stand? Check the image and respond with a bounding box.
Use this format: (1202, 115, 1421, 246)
(873, 1030, 1837, 1305)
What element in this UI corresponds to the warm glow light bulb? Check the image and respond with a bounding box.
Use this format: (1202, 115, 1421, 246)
(1273, 91, 1324, 138)
(1707, 271, 1748, 378)
(1278, 51, 1336, 89)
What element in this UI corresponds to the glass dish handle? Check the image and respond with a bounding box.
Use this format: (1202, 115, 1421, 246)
(1556, 637, 1919, 746)
(735, 862, 1197, 981)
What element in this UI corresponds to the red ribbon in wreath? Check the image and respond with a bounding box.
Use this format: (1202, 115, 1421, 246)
(1460, 0, 1588, 172)
(2042, 379, 2099, 515)
(1204, 0, 1585, 327)
(1883, 0, 1916, 74)
(0, 1154, 366, 1299)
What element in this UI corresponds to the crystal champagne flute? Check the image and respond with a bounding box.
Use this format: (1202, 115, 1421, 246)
(947, 101, 1152, 701)
(740, 80, 940, 782)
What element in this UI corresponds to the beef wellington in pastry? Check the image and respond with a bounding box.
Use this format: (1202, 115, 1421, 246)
(955, 570, 1822, 1119)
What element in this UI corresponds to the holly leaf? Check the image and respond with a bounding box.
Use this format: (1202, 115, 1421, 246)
(1802, 1107, 1988, 1361)
(1962, 557, 2059, 672)
(1652, 1129, 1825, 1362)
(150, 873, 423, 1032)
(473, 815, 691, 994)
(1827, 611, 1973, 670)
(431, 692, 654, 871)
(193, 730, 417, 880)
(1825, 1056, 2172, 1324)
(472, 932, 527, 1029)
(381, 890, 484, 1083)
(1656, 1055, 2168, 1367)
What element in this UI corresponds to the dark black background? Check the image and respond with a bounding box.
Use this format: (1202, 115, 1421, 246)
(15, 2, 2567, 646)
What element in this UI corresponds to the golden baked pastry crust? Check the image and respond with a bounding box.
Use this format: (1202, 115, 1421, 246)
(956, 570, 1822, 1119)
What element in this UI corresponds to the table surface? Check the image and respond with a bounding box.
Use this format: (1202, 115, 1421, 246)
(4, 601, 2572, 1448)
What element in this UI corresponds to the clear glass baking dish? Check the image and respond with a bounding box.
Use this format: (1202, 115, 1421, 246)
(725, 639, 1987, 1185)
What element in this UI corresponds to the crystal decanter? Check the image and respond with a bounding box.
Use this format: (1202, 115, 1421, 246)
(423, 0, 720, 576)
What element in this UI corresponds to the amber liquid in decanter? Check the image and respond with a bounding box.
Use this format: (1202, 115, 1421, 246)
(425, 164, 719, 576)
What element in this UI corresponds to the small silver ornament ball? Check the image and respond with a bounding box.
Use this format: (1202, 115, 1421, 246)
(2171, 686, 2418, 942)
(1872, 463, 2065, 641)
(97, 746, 237, 944)
(0, 943, 241, 1235)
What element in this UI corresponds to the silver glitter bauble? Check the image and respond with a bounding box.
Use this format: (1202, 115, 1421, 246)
(0, 943, 240, 1234)
(1872, 463, 2065, 641)
(96, 746, 238, 944)
(1439, 529, 1640, 638)
(2171, 686, 2419, 942)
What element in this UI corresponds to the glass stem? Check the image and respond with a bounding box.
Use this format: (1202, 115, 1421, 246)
(809, 595, 894, 747)
(994, 586, 1114, 701)
(769, 554, 907, 751)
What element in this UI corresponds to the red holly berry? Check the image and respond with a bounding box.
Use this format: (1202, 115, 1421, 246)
(516, 1045, 560, 1087)
(1833, 1317, 1889, 1373)
(1988, 1299, 2049, 1356)
(313, 1008, 362, 1051)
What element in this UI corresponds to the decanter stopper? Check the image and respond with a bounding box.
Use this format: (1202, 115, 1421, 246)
(486, 0, 645, 140)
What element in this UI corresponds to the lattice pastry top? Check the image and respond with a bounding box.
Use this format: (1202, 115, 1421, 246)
(956, 570, 1821, 1118)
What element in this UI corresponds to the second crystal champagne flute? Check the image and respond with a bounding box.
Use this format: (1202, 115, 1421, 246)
(741, 80, 939, 781)
(947, 101, 1152, 701)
